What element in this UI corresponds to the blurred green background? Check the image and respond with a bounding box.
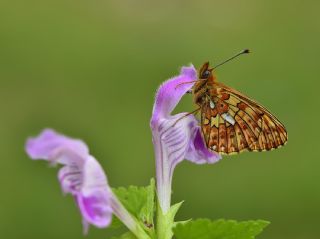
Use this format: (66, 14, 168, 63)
(0, 0, 318, 238)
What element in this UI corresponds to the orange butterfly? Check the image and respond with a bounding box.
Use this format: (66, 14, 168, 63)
(192, 50, 288, 154)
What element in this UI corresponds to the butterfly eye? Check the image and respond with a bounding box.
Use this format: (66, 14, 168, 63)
(201, 70, 211, 79)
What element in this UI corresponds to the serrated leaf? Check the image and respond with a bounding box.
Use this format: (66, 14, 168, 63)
(111, 232, 137, 239)
(173, 219, 270, 239)
(112, 178, 155, 232)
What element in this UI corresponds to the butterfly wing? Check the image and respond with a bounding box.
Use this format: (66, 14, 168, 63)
(200, 82, 288, 154)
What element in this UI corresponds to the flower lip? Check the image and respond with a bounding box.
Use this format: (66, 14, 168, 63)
(185, 123, 221, 164)
(26, 129, 89, 164)
(76, 158, 113, 229)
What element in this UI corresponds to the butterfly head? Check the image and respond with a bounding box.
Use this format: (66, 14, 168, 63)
(199, 62, 215, 81)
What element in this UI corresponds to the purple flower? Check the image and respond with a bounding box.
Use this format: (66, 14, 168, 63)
(150, 65, 221, 213)
(25, 129, 144, 236)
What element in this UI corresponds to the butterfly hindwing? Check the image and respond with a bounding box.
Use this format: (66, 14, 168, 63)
(200, 82, 288, 154)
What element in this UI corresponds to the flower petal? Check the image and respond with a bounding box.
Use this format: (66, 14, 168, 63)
(77, 157, 112, 228)
(185, 121, 221, 164)
(151, 65, 197, 128)
(26, 129, 89, 165)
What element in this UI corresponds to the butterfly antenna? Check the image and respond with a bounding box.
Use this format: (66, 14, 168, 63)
(212, 49, 250, 70)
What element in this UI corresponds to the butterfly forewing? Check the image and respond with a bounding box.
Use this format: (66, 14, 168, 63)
(200, 82, 288, 154)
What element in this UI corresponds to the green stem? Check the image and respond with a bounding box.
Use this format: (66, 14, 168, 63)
(157, 204, 173, 239)
(156, 202, 183, 239)
(132, 222, 151, 239)
(111, 192, 150, 239)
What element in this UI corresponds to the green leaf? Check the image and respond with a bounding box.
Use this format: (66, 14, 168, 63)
(109, 215, 124, 229)
(111, 232, 137, 239)
(173, 219, 270, 239)
(112, 178, 156, 233)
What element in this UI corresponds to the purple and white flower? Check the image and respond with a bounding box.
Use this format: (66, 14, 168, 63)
(25, 129, 141, 235)
(150, 65, 221, 213)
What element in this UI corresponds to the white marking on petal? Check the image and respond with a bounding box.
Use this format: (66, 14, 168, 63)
(210, 100, 215, 109)
(222, 113, 235, 125)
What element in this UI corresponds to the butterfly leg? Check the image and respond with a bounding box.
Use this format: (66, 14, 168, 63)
(172, 107, 201, 127)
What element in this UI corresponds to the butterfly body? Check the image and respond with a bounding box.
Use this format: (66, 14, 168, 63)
(193, 62, 288, 155)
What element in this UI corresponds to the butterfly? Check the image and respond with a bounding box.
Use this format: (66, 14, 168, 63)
(191, 50, 288, 154)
